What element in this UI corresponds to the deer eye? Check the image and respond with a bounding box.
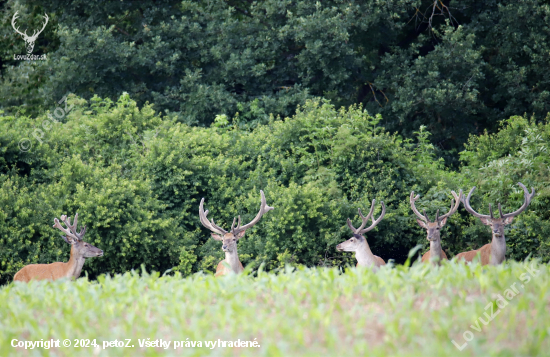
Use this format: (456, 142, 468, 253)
(350, 238, 355, 242)
(84, 243, 89, 247)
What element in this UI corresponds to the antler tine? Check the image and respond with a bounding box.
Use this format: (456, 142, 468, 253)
(358, 201, 386, 234)
(198, 198, 228, 235)
(346, 200, 375, 233)
(232, 190, 274, 235)
(79, 224, 86, 237)
(410, 191, 429, 222)
(53, 214, 82, 241)
(230, 217, 237, 232)
(346, 218, 357, 233)
(62, 213, 85, 240)
(422, 209, 432, 223)
(438, 189, 463, 222)
(463, 186, 491, 219)
(357, 200, 376, 231)
(53, 218, 72, 237)
(489, 204, 494, 219)
(434, 209, 440, 222)
(69, 213, 79, 233)
(501, 182, 536, 218)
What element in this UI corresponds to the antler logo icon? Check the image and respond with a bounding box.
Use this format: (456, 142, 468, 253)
(11, 11, 49, 54)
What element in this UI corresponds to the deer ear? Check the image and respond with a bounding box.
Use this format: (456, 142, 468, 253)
(479, 217, 491, 226)
(416, 219, 428, 229)
(503, 216, 514, 225)
(235, 230, 246, 239)
(210, 233, 224, 241)
(439, 217, 448, 226)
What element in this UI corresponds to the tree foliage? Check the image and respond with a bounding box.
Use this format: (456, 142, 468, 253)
(3, 0, 549, 157)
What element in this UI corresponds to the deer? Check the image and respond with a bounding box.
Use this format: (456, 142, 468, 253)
(199, 190, 274, 277)
(455, 182, 535, 266)
(410, 189, 463, 265)
(336, 199, 386, 271)
(11, 11, 49, 54)
(13, 213, 103, 282)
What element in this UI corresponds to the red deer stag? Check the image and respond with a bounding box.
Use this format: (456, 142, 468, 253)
(13, 213, 103, 282)
(410, 190, 462, 265)
(456, 182, 535, 265)
(336, 199, 386, 271)
(199, 190, 274, 277)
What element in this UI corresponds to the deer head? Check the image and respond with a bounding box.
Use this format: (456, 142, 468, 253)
(53, 213, 103, 258)
(12, 12, 49, 54)
(199, 190, 274, 252)
(410, 190, 462, 242)
(463, 182, 535, 239)
(336, 199, 386, 253)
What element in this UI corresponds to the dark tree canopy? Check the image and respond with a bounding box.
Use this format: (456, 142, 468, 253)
(2, 0, 549, 160)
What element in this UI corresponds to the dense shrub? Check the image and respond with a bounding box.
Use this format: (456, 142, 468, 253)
(0, 94, 460, 283)
(1, 94, 548, 284)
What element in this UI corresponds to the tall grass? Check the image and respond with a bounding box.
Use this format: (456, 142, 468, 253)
(1, 260, 549, 356)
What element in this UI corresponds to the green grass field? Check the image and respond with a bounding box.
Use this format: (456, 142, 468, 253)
(1, 260, 549, 357)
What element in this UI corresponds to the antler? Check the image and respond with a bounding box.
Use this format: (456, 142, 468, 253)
(11, 12, 28, 38)
(52, 213, 85, 241)
(199, 198, 228, 235)
(347, 199, 386, 234)
(410, 191, 429, 222)
(231, 190, 274, 236)
(436, 189, 463, 222)
(463, 186, 491, 219)
(500, 182, 535, 219)
(411, 190, 462, 223)
(464, 182, 535, 220)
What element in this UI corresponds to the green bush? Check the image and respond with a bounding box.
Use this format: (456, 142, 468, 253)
(1, 94, 548, 283)
(1, 94, 463, 282)
(0, 95, 181, 283)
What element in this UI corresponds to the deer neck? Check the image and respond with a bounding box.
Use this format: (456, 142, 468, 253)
(429, 238, 444, 261)
(490, 232, 506, 265)
(66, 245, 86, 280)
(224, 249, 243, 273)
(355, 242, 378, 267)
